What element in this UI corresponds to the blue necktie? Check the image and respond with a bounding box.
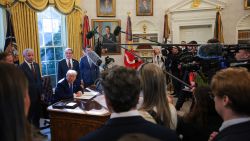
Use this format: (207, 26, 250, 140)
(70, 84, 73, 94)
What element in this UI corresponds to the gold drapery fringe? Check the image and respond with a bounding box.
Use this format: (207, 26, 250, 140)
(66, 9, 83, 60)
(54, 0, 75, 14)
(10, 2, 40, 65)
(26, 0, 49, 11)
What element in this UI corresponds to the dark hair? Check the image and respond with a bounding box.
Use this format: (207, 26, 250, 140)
(188, 40, 197, 44)
(0, 63, 30, 141)
(211, 67, 250, 116)
(184, 86, 219, 127)
(207, 38, 219, 43)
(105, 26, 111, 30)
(101, 66, 140, 113)
(0, 52, 9, 61)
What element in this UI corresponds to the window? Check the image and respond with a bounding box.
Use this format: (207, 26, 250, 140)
(38, 7, 66, 88)
(0, 8, 5, 51)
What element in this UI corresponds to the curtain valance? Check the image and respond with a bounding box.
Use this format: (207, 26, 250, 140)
(0, 0, 81, 14)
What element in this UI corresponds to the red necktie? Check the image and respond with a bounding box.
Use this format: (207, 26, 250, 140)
(31, 63, 37, 80)
(68, 60, 72, 69)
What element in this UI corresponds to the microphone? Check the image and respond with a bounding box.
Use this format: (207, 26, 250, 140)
(197, 43, 224, 60)
(86, 50, 102, 66)
(86, 26, 98, 39)
(113, 26, 122, 36)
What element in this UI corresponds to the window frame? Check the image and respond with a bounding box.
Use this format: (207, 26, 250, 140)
(37, 6, 67, 88)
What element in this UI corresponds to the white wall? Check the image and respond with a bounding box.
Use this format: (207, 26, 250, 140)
(80, 0, 250, 65)
(221, 0, 250, 44)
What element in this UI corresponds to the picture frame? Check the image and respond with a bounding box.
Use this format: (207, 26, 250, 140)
(91, 19, 121, 55)
(136, 0, 153, 16)
(244, 0, 250, 9)
(96, 0, 116, 17)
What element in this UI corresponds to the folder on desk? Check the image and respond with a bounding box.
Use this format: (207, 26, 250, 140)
(52, 101, 65, 109)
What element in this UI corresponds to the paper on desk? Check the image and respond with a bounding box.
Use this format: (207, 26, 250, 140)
(74, 92, 97, 100)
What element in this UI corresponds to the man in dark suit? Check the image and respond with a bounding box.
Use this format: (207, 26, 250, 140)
(78, 66, 178, 141)
(102, 26, 117, 53)
(80, 47, 100, 88)
(54, 70, 82, 102)
(19, 48, 42, 130)
(210, 68, 250, 141)
(57, 48, 80, 85)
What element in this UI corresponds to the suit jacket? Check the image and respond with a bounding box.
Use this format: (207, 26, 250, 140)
(57, 58, 81, 85)
(80, 56, 100, 87)
(102, 33, 117, 53)
(19, 61, 42, 102)
(213, 121, 250, 141)
(54, 78, 82, 102)
(78, 116, 178, 141)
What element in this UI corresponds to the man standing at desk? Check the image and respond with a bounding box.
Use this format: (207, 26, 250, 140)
(102, 26, 117, 53)
(80, 46, 100, 88)
(19, 48, 42, 132)
(79, 66, 178, 141)
(57, 48, 81, 85)
(54, 70, 82, 102)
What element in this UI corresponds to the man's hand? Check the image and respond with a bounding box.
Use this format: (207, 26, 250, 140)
(74, 91, 83, 97)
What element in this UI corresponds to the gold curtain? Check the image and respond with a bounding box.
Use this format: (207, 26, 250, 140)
(10, 2, 40, 64)
(54, 0, 75, 14)
(66, 9, 83, 60)
(1, 0, 79, 14)
(26, 0, 49, 11)
(0, 0, 16, 7)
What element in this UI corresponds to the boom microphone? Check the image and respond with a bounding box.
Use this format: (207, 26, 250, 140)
(197, 43, 223, 59)
(86, 26, 98, 39)
(113, 26, 122, 36)
(86, 50, 102, 66)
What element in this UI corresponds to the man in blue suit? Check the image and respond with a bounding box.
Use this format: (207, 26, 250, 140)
(57, 48, 81, 85)
(54, 70, 82, 102)
(80, 47, 100, 88)
(19, 48, 42, 130)
(78, 66, 178, 141)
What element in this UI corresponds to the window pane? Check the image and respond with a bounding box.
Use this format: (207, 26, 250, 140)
(47, 61, 55, 74)
(53, 33, 61, 46)
(46, 47, 55, 61)
(44, 33, 52, 46)
(55, 47, 63, 60)
(40, 48, 45, 61)
(52, 19, 61, 33)
(39, 33, 43, 46)
(41, 62, 47, 75)
(43, 8, 52, 19)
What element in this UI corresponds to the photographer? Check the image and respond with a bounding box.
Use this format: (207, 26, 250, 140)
(165, 46, 182, 97)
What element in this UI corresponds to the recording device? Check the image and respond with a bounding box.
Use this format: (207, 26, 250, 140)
(197, 43, 223, 60)
(86, 26, 98, 39)
(86, 50, 102, 66)
(113, 26, 122, 36)
(103, 56, 115, 70)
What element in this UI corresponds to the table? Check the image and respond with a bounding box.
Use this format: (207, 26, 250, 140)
(47, 97, 110, 141)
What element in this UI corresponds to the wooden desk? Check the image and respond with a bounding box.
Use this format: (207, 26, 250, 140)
(48, 98, 110, 141)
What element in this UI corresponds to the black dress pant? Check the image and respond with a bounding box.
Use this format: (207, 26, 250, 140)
(28, 101, 41, 129)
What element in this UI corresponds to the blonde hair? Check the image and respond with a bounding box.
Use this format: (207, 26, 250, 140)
(139, 63, 172, 128)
